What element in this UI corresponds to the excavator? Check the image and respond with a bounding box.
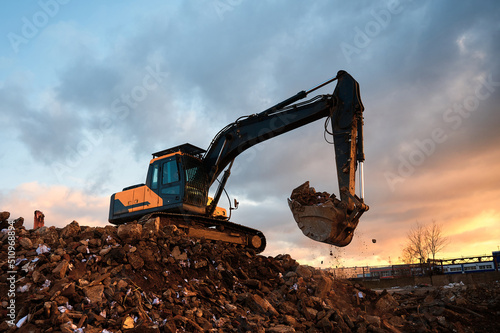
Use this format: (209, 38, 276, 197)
(109, 70, 368, 253)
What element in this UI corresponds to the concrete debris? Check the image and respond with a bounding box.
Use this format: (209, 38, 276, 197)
(289, 181, 340, 207)
(34, 210, 45, 229)
(0, 211, 499, 332)
(0, 211, 11, 224)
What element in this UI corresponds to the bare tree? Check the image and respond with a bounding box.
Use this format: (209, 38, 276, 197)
(401, 221, 448, 264)
(404, 222, 429, 264)
(425, 220, 448, 261)
(401, 244, 417, 264)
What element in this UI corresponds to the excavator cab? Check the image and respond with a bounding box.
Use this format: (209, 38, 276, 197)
(146, 144, 208, 213)
(109, 143, 227, 224)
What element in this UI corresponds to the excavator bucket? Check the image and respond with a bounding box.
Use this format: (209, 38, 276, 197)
(288, 182, 362, 247)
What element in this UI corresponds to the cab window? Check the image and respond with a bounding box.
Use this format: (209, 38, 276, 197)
(151, 164, 159, 190)
(162, 159, 180, 184)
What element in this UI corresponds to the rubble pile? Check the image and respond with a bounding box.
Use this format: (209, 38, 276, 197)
(1, 211, 499, 332)
(365, 282, 500, 333)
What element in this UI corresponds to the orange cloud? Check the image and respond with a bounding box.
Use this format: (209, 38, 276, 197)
(1, 182, 108, 229)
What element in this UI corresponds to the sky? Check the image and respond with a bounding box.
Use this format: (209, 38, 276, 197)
(1, 0, 499, 268)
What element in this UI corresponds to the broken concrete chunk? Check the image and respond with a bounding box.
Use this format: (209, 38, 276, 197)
(117, 223, 142, 242)
(84, 284, 105, 303)
(289, 181, 338, 206)
(60, 220, 80, 238)
(122, 315, 135, 329)
(0, 211, 10, 221)
(375, 293, 399, 313)
(171, 246, 187, 260)
(127, 251, 145, 269)
(295, 265, 313, 279)
(52, 259, 70, 278)
(143, 217, 160, 237)
(19, 237, 33, 249)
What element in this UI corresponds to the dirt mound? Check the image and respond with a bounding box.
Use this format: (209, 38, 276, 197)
(1, 212, 499, 332)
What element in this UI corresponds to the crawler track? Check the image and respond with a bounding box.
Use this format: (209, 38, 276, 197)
(138, 212, 267, 253)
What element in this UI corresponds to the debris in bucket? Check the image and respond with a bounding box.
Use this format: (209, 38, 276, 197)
(289, 181, 341, 206)
(288, 182, 357, 247)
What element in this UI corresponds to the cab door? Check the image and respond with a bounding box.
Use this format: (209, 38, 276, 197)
(159, 156, 183, 205)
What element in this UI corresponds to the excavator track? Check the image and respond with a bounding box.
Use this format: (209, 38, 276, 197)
(138, 212, 267, 253)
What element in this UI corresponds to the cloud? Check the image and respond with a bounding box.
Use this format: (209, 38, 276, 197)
(56, 58, 122, 109)
(0, 182, 108, 229)
(0, 81, 85, 164)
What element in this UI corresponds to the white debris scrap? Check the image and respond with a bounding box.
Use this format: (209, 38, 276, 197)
(36, 244, 50, 255)
(443, 281, 465, 289)
(16, 315, 28, 328)
(17, 284, 31, 293)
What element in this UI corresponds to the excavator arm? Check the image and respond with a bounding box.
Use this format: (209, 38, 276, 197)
(288, 71, 368, 246)
(202, 70, 369, 246)
(203, 95, 332, 185)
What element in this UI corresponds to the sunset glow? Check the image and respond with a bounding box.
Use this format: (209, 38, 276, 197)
(1, 1, 499, 269)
